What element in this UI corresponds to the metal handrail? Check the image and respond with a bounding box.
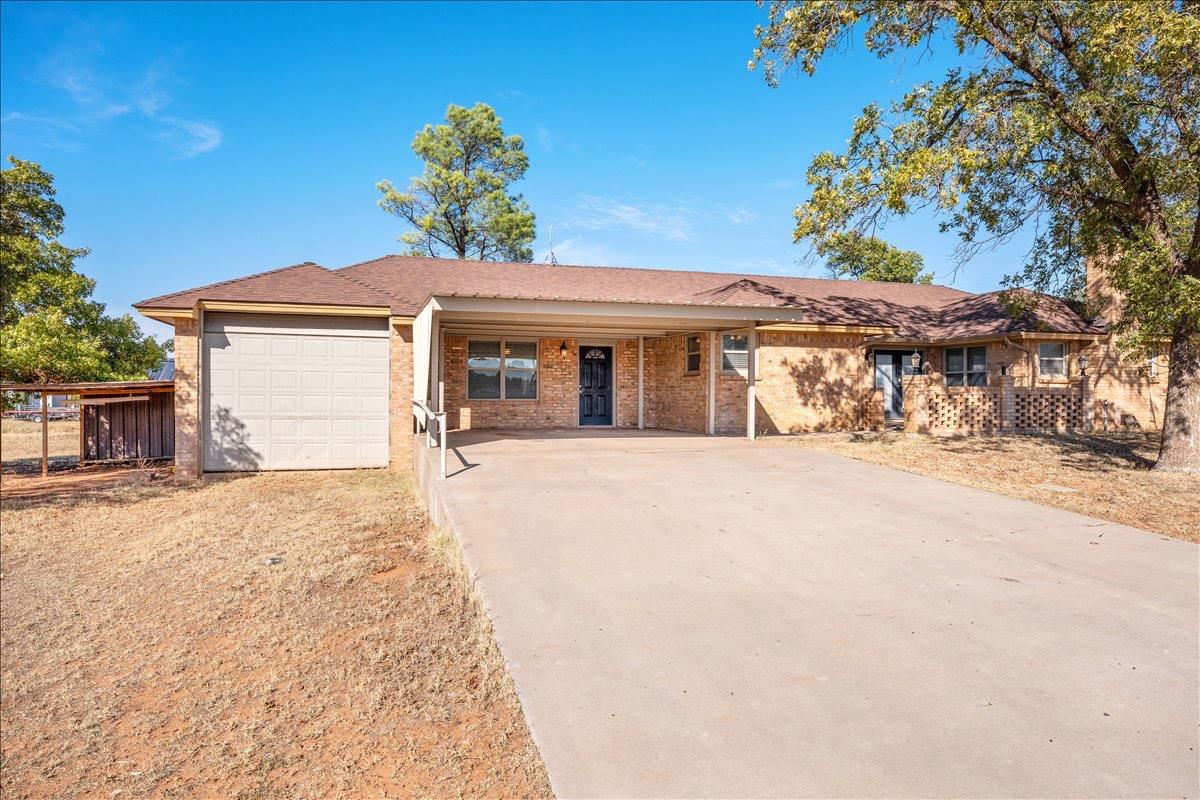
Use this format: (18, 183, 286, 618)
(411, 399, 447, 479)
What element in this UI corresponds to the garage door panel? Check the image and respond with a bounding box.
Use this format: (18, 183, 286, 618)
(361, 372, 387, 390)
(360, 418, 387, 438)
(269, 395, 297, 413)
(203, 314, 389, 471)
(301, 395, 329, 413)
(360, 395, 387, 414)
(301, 418, 330, 438)
(240, 394, 269, 413)
(361, 339, 389, 359)
(302, 339, 330, 358)
(302, 371, 328, 389)
(240, 370, 268, 389)
(330, 418, 359, 437)
(240, 336, 269, 356)
(332, 371, 360, 390)
(270, 370, 299, 389)
(331, 395, 360, 413)
(270, 338, 299, 357)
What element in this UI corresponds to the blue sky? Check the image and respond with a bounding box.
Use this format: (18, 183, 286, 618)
(2, 1, 1030, 340)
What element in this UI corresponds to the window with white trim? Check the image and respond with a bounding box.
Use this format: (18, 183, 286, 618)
(467, 339, 538, 399)
(722, 334, 749, 376)
(1038, 342, 1067, 378)
(945, 346, 987, 387)
(684, 335, 702, 373)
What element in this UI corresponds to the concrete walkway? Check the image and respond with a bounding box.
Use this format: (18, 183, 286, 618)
(422, 430, 1199, 799)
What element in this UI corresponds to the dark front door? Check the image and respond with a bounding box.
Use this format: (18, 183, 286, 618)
(579, 346, 613, 426)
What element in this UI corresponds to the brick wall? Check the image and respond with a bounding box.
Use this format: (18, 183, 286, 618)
(439, 335, 642, 429)
(644, 333, 708, 433)
(172, 315, 201, 478)
(754, 331, 872, 433)
(615, 339, 640, 428)
(390, 322, 415, 470)
(1084, 337, 1168, 430)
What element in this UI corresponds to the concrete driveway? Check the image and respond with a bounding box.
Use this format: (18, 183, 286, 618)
(426, 430, 1199, 799)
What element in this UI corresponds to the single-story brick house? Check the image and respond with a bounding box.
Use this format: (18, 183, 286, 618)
(135, 255, 1168, 476)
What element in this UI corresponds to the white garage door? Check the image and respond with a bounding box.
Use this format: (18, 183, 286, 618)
(202, 313, 389, 471)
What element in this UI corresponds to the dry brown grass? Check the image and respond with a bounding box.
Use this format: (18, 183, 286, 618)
(772, 431, 1197, 542)
(0, 469, 551, 798)
(0, 419, 78, 470)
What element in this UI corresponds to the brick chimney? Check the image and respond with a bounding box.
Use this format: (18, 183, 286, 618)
(1085, 255, 1123, 329)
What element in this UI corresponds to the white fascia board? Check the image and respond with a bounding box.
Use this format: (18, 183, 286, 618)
(428, 295, 810, 326)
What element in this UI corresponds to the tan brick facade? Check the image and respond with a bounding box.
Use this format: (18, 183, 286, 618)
(753, 331, 873, 434)
(615, 339, 640, 428)
(390, 323, 415, 470)
(644, 333, 708, 433)
(441, 336, 642, 430)
(172, 315, 201, 479)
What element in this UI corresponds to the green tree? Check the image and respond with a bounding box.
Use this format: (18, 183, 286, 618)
(0, 156, 168, 384)
(377, 103, 536, 262)
(820, 231, 933, 283)
(752, 1, 1200, 472)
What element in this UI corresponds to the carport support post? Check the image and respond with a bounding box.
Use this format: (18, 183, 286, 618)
(41, 392, 49, 477)
(637, 336, 644, 429)
(746, 325, 757, 441)
(707, 333, 717, 435)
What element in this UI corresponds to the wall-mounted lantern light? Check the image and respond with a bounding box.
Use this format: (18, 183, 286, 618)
(559, 341, 568, 357)
(909, 351, 921, 374)
(1078, 354, 1089, 375)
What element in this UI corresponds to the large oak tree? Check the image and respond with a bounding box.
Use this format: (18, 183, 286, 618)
(752, 1, 1200, 471)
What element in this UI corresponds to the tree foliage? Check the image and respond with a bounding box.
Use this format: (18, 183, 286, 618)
(820, 231, 933, 283)
(377, 103, 536, 262)
(0, 156, 168, 384)
(752, 0, 1200, 470)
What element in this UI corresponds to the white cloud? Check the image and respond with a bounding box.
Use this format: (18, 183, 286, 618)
(11, 33, 221, 159)
(157, 116, 223, 157)
(536, 125, 554, 151)
(727, 208, 757, 224)
(1, 112, 83, 151)
(769, 179, 796, 190)
(566, 194, 695, 242)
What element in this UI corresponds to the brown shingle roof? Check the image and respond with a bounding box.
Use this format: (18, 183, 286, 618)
(136, 254, 1102, 339)
(135, 262, 398, 311)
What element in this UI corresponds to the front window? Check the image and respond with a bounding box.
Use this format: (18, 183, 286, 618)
(945, 346, 987, 387)
(468, 339, 538, 399)
(721, 334, 749, 376)
(1038, 342, 1067, 378)
(685, 335, 702, 373)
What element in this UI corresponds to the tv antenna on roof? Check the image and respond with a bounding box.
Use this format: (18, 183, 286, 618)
(545, 225, 559, 266)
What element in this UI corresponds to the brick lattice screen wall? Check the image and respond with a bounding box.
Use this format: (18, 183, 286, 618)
(925, 389, 1002, 434)
(1012, 388, 1084, 431)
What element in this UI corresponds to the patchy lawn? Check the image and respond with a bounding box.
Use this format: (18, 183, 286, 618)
(0, 419, 78, 471)
(0, 469, 550, 798)
(772, 431, 1196, 542)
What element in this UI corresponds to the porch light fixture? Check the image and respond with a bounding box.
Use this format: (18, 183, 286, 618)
(908, 350, 921, 373)
(559, 341, 568, 357)
(1078, 354, 1089, 375)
